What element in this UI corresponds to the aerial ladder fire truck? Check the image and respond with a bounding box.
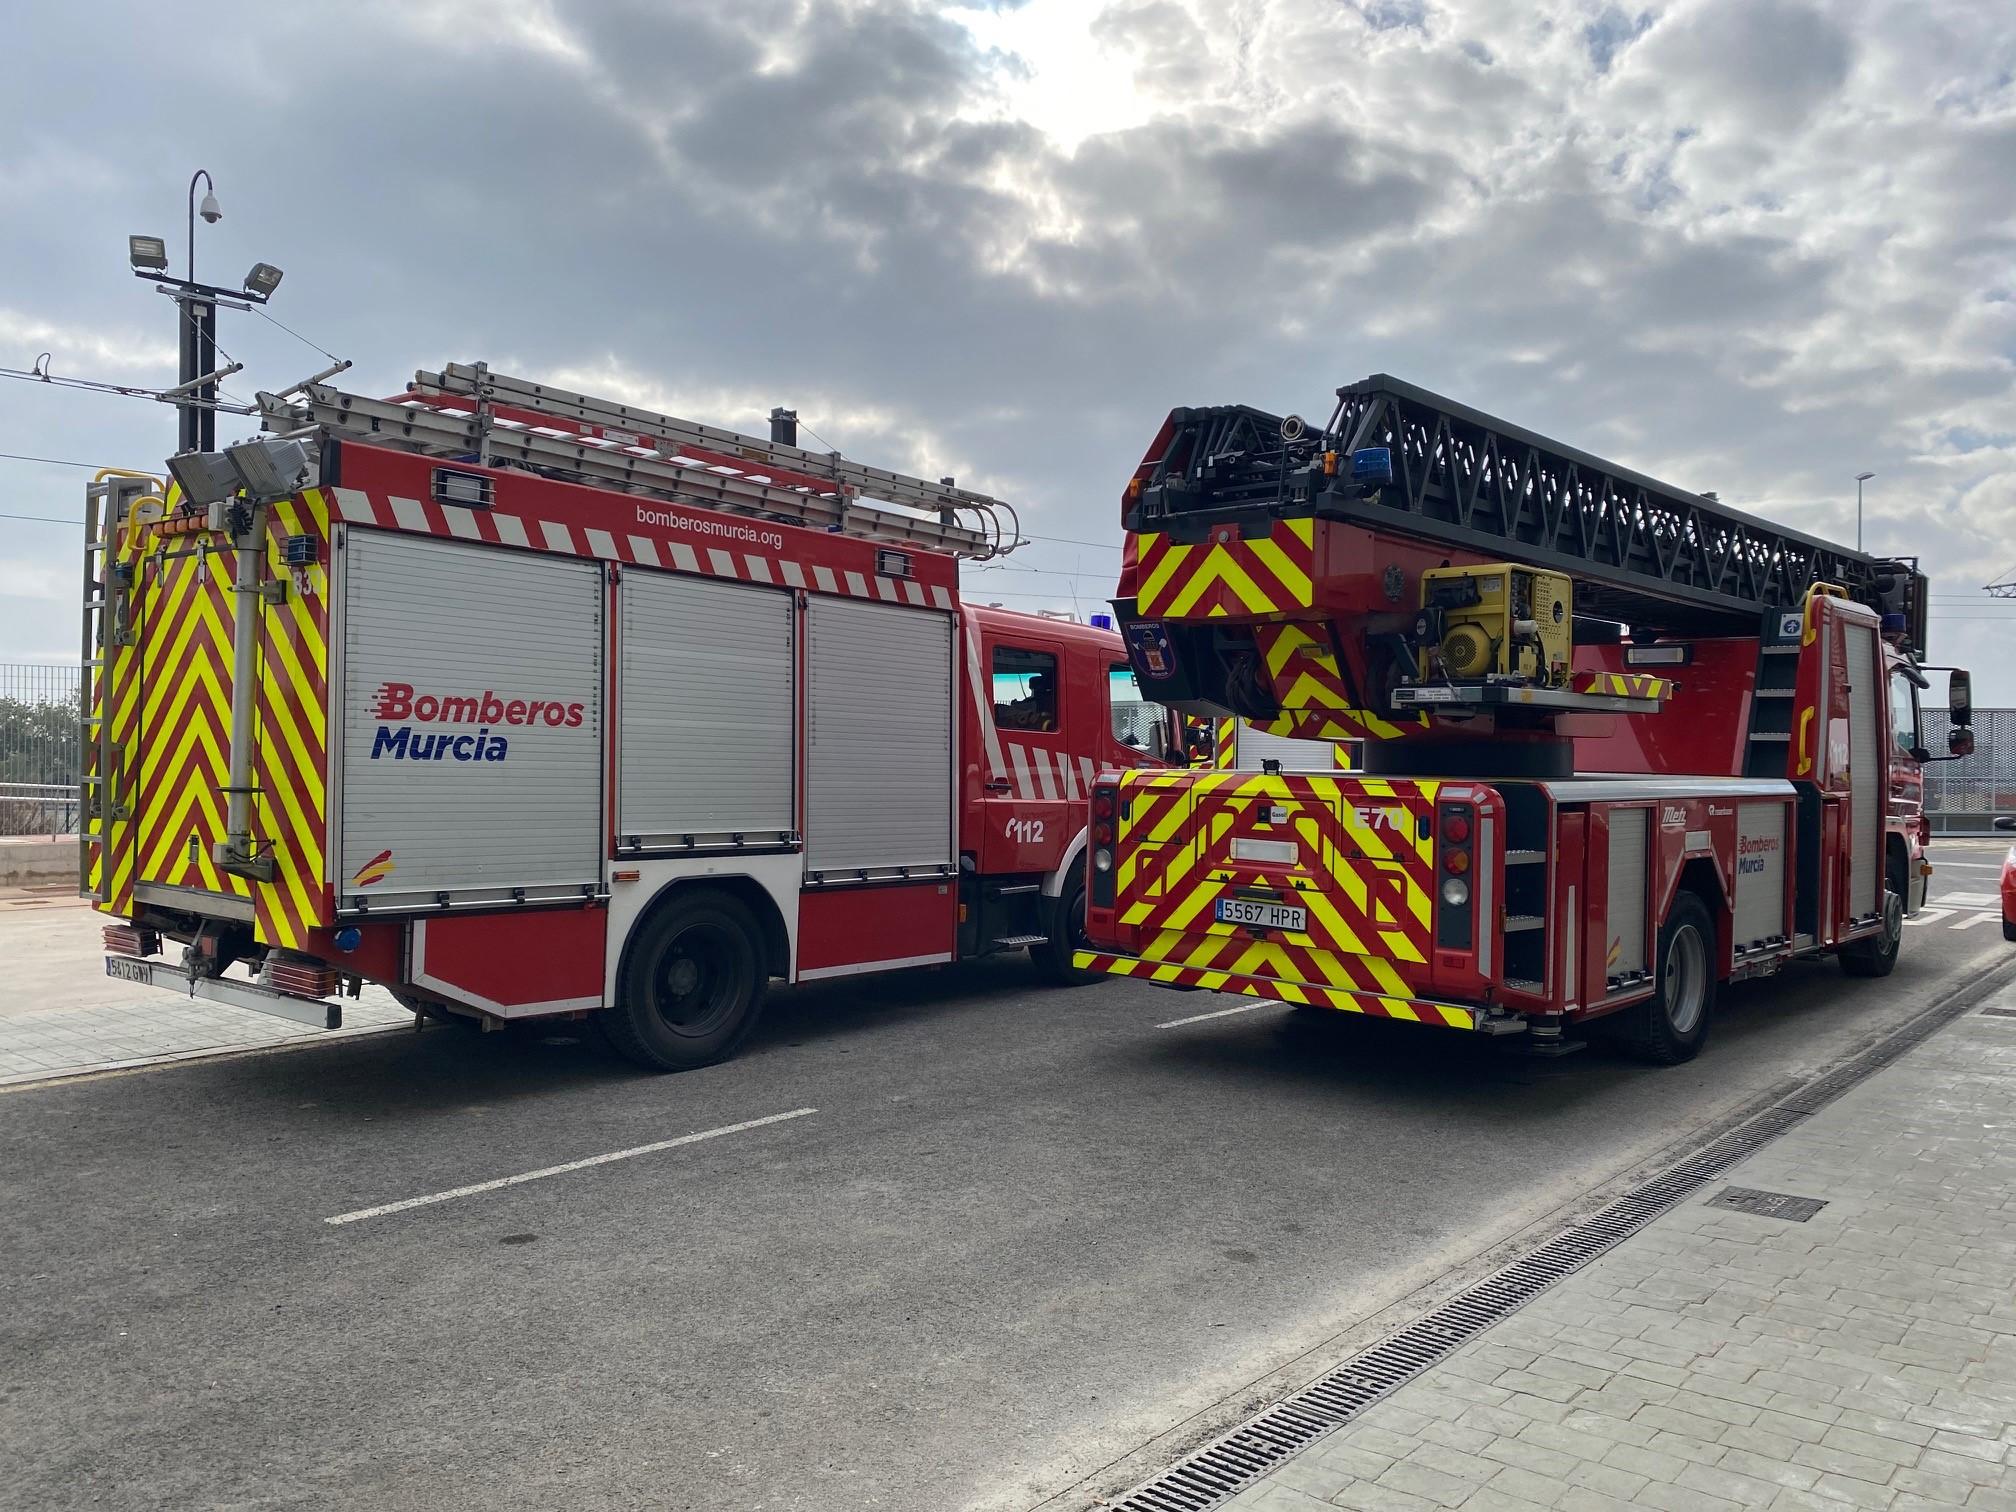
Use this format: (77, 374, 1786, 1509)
(81, 363, 1178, 1070)
(1076, 375, 1975, 1062)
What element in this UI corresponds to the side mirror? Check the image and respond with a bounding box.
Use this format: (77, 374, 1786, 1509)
(1949, 727, 1976, 758)
(1950, 668, 1973, 726)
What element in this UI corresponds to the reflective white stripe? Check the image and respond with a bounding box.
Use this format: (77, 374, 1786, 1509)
(844, 571, 869, 598)
(627, 535, 662, 567)
(443, 508, 483, 541)
(539, 520, 576, 553)
(744, 555, 773, 583)
(812, 565, 838, 594)
(389, 495, 430, 532)
(929, 585, 953, 609)
(491, 513, 531, 549)
(583, 528, 620, 560)
(1009, 743, 1034, 799)
(331, 487, 378, 524)
(797, 952, 952, 981)
(962, 619, 1007, 782)
(707, 548, 738, 577)
(780, 560, 807, 589)
(874, 576, 898, 601)
(902, 580, 926, 606)
(1032, 748, 1058, 801)
(668, 542, 701, 573)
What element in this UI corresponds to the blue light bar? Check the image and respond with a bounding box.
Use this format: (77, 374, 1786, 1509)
(1351, 447, 1394, 485)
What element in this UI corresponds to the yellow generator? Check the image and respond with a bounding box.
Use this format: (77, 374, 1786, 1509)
(1417, 564, 1572, 686)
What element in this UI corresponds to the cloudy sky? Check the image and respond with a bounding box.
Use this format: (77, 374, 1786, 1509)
(3, 0, 2013, 700)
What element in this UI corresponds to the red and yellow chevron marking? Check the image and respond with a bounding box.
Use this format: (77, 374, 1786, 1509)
(1110, 767, 1441, 994)
(1578, 671, 1672, 700)
(252, 490, 331, 950)
(85, 489, 166, 918)
(1071, 949, 1478, 1030)
(1254, 622, 1428, 741)
(1136, 518, 1315, 620)
(91, 488, 330, 951)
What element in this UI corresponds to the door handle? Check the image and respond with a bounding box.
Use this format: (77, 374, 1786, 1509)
(985, 779, 1013, 792)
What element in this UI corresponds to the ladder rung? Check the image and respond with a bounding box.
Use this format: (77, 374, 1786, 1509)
(1753, 687, 1794, 698)
(1503, 915, 1545, 933)
(1749, 732, 1791, 743)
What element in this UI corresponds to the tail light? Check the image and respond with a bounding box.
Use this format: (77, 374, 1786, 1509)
(267, 954, 338, 1000)
(1436, 804, 1475, 951)
(1090, 783, 1120, 908)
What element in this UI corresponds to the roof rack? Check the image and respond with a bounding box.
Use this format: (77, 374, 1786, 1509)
(257, 361, 1016, 559)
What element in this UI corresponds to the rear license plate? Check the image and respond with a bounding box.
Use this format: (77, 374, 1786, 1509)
(1215, 897, 1308, 933)
(105, 956, 152, 984)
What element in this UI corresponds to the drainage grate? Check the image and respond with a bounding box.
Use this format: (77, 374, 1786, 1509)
(1100, 954, 2016, 1512)
(1707, 1186, 1827, 1222)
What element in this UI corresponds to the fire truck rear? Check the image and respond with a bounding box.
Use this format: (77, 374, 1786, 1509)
(1079, 376, 1974, 1061)
(82, 364, 1176, 1070)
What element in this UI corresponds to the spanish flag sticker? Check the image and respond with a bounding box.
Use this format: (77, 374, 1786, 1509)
(351, 849, 395, 888)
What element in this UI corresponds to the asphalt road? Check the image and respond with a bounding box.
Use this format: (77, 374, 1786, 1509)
(4, 841, 2011, 1512)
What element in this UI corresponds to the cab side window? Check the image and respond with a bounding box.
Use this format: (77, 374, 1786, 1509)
(993, 647, 1059, 733)
(1889, 671, 1919, 757)
(1108, 662, 1153, 747)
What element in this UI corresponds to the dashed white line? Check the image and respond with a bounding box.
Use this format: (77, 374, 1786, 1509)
(324, 1107, 818, 1225)
(1157, 1002, 1267, 1029)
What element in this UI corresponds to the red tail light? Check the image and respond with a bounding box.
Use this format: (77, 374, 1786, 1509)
(1444, 814, 1471, 844)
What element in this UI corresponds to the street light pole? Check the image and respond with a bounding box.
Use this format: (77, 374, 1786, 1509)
(179, 170, 222, 453)
(1855, 471, 1876, 552)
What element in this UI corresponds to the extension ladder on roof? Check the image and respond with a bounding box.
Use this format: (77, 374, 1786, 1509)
(258, 361, 1017, 559)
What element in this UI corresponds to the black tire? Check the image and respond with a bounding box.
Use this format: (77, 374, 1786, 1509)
(597, 890, 769, 1071)
(1035, 870, 1100, 986)
(1619, 890, 1716, 1065)
(1841, 875, 1904, 979)
(2004, 916, 2016, 944)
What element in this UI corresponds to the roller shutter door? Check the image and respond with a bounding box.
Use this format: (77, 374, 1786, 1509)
(805, 598, 954, 879)
(617, 572, 793, 847)
(1234, 722, 1341, 772)
(1604, 807, 1648, 980)
(1845, 624, 1883, 917)
(337, 530, 604, 911)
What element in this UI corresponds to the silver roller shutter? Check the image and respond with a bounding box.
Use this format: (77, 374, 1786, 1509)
(618, 572, 793, 847)
(1605, 807, 1648, 980)
(1845, 624, 1882, 918)
(337, 530, 604, 910)
(805, 597, 954, 879)
(1233, 721, 1340, 772)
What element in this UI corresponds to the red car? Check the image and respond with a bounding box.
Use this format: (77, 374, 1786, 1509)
(2004, 844, 2016, 942)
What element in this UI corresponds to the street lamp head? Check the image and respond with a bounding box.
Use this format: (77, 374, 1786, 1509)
(1856, 471, 1876, 482)
(243, 262, 284, 300)
(198, 189, 222, 224)
(128, 235, 170, 273)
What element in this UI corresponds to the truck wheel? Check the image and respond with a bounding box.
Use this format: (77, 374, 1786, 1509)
(1841, 884, 1903, 978)
(1035, 870, 1099, 986)
(1620, 890, 1715, 1066)
(598, 890, 769, 1071)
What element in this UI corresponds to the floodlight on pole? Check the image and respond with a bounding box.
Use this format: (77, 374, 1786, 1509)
(128, 235, 169, 273)
(1855, 471, 1875, 552)
(243, 262, 283, 300)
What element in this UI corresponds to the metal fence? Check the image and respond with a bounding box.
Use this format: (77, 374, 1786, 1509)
(1923, 708, 2016, 831)
(0, 664, 81, 836)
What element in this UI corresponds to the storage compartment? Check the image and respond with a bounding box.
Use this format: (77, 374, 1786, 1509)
(804, 597, 955, 881)
(1732, 802, 1788, 947)
(1603, 806, 1648, 982)
(335, 530, 605, 912)
(617, 571, 794, 850)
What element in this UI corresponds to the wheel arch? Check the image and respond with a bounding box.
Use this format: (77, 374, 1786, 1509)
(1042, 823, 1090, 898)
(624, 874, 791, 983)
(1673, 855, 1730, 977)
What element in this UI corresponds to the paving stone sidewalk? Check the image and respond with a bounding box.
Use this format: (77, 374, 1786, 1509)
(1, 894, 407, 1086)
(1224, 990, 2016, 1512)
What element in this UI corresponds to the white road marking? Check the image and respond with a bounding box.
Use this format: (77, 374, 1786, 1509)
(1158, 1002, 1266, 1028)
(1934, 863, 2003, 871)
(1906, 909, 1954, 926)
(324, 1108, 818, 1225)
(1937, 892, 1998, 908)
(1952, 912, 2000, 930)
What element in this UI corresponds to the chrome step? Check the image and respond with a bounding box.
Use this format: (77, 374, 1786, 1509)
(1503, 915, 1545, 933)
(993, 934, 1049, 949)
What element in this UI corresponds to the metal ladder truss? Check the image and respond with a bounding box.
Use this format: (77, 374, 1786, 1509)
(259, 363, 1017, 560)
(1324, 376, 1926, 639)
(78, 473, 157, 902)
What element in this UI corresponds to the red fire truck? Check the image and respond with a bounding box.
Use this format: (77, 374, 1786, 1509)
(1078, 375, 1975, 1062)
(81, 364, 1177, 1069)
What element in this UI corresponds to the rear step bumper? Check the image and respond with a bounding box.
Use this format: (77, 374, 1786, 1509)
(1072, 949, 1525, 1034)
(103, 955, 343, 1031)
